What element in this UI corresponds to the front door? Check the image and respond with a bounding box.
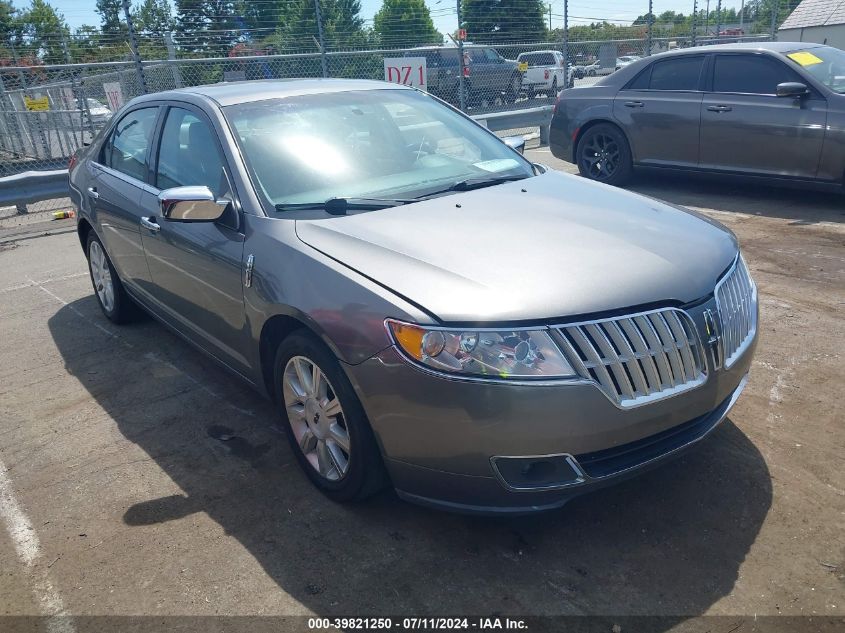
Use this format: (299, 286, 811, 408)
(613, 54, 706, 168)
(138, 105, 249, 374)
(700, 53, 827, 179)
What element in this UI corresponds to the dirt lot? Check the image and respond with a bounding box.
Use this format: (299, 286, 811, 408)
(0, 153, 843, 630)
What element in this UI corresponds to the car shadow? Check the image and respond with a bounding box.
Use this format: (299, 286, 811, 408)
(48, 297, 772, 621)
(627, 169, 845, 225)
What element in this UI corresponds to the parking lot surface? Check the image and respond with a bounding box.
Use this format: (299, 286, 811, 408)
(0, 152, 843, 627)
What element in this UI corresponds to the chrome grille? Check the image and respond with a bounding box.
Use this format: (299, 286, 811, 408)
(715, 256, 757, 369)
(557, 308, 706, 408)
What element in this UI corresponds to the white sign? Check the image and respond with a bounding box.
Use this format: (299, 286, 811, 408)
(383, 57, 427, 91)
(103, 82, 124, 111)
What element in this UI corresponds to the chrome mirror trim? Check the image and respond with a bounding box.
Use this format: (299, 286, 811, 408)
(158, 186, 227, 222)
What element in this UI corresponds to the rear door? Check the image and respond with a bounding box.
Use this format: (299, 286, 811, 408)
(89, 105, 161, 293)
(699, 52, 827, 178)
(613, 54, 706, 168)
(138, 104, 249, 373)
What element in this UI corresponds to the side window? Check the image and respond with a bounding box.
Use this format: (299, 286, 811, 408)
(484, 49, 501, 62)
(713, 55, 798, 95)
(648, 56, 704, 91)
(155, 107, 227, 197)
(101, 107, 158, 182)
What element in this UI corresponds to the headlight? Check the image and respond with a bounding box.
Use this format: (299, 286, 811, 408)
(386, 320, 576, 379)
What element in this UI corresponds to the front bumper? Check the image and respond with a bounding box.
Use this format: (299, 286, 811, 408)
(345, 298, 757, 515)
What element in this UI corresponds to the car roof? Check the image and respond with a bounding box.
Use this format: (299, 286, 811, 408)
(135, 78, 410, 107)
(518, 50, 559, 55)
(653, 41, 824, 56)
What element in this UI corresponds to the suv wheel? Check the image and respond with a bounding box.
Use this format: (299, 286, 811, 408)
(274, 330, 387, 502)
(576, 123, 633, 186)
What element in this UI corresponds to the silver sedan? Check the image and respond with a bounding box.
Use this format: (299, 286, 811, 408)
(69, 79, 757, 514)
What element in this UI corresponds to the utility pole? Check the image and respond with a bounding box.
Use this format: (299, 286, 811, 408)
(548, 4, 552, 31)
(705, 0, 710, 37)
(646, 0, 653, 56)
(122, 0, 147, 93)
(739, 0, 745, 33)
(457, 0, 466, 112)
(314, 0, 329, 78)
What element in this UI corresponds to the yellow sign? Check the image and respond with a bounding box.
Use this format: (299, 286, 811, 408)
(787, 51, 823, 67)
(23, 95, 50, 111)
(518, 61, 528, 73)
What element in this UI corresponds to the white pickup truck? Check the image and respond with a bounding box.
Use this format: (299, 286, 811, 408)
(517, 50, 574, 97)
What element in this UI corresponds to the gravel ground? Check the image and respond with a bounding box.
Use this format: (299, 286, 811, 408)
(0, 153, 842, 632)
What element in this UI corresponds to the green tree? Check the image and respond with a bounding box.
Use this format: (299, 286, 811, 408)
(175, 0, 239, 55)
(15, 0, 69, 63)
(373, 0, 440, 48)
(133, 0, 174, 35)
(96, 0, 126, 35)
(462, 0, 546, 43)
(275, 0, 367, 52)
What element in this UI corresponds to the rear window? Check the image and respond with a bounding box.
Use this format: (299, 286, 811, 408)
(520, 53, 555, 67)
(648, 56, 704, 91)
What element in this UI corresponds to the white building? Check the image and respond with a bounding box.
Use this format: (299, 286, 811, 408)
(778, 0, 845, 49)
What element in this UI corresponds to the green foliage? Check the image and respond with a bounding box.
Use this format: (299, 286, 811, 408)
(133, 0, 174, 35)
(462, 0, 546, 43)
(373, 0, 441, 48)
(175, 0, 239, 55)
(96, 0, 126, 35)
(14, 0, 69, 63)
(269, 0, 368, 53)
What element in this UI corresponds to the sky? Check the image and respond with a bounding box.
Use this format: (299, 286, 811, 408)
(14, 0, 750, 37)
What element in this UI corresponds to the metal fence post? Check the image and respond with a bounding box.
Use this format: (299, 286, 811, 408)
(715, 0, 722, 39)
(645, 0, 653, 55)
(165, 32, 183, 88)
(692, 0, 698, 45)
(562, 0, 568, 86)
(313, 0, 329, 78)
(123, 0, 148, 93)
(770, 0, 779, 39)
(457, 0, 466, 112)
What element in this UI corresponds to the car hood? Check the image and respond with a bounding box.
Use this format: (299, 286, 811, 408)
(294, 170, 738, 323)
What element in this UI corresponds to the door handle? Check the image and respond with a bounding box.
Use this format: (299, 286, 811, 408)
(624, 100, 644, 108)
(707, 105, 733, 112)
(87, 186, 99, 199)
(140, 216, 160, 233)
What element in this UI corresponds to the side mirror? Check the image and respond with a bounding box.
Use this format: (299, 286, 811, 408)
(503, 135, 526, 155)
(159, 186, 227, 222)
(776, 82, 809, 98)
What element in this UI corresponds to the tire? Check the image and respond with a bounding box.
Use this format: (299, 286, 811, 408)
(273, 330, 387, 502)
(86, 231, 134, 324)
(575, 123, 633, 187)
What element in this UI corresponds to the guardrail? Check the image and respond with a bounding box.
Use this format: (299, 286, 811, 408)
(0, 170, 69, 214)
(0, 105, 554, 213)
(472, 105, 555, 145)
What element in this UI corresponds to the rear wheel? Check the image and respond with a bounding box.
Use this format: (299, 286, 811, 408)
(86, 232, 134, 324)
(576, 123, 633, 186)
(274, 330, 387, 502)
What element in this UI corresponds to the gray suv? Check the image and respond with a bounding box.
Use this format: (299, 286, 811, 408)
(405, 46, 523, 105)
(69, 79, 757, 514)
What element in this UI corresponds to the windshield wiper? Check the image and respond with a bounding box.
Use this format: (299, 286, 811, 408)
(416, 174, 529, 199)
(274, 197, 415, 215)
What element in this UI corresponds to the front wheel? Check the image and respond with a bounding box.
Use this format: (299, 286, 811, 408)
(274, 330, 387, 502)
(507, 74, 522, 103)
(575, 123, 633, 186)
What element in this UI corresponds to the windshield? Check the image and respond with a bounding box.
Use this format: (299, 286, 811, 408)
(224, 89, 534, 209)
(783, 46, 845, 94)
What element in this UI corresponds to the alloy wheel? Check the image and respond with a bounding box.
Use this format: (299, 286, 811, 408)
(89, 240, 115, 313)
(580, 132, 620, 181)
(282, 355, 351, 481)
